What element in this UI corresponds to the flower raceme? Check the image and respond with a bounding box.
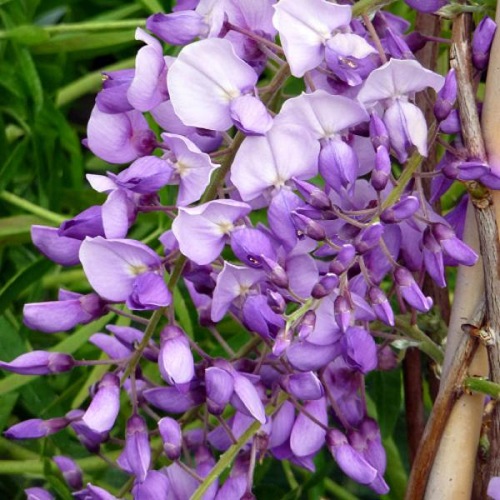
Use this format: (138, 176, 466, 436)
(6, 0, 488, 498)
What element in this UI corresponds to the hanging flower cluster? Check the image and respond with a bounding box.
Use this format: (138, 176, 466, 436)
(8, 0, 499, 498)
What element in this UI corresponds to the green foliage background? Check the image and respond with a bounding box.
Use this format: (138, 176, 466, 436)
(0, 0, 460, 498)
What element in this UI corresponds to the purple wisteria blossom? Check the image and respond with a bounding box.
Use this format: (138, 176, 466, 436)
(167, 38, 272, 133)
(358, 58, 444, 161)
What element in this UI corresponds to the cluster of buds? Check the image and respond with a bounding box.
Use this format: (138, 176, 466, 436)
(5, 0, 498, 498)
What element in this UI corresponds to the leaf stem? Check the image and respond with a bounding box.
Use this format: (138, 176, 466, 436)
(0, 191, 66, 225)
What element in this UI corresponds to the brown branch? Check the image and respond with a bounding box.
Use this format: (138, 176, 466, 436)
(403, 348, 425, 465)
(452, 12, 500, 483)
(405, 323, 481, 499)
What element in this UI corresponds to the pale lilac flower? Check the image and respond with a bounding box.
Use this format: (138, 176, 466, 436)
(54, 455, 83, 490)
(82, 373, 120, 433)
(79, 237, 171, 309)
(0, 351, 74, 375)
(211, 262, 263, 321)
(147, 11, 207, 45)
(25, 488, 55, 500)
(281, 372, 324, 400)
(158, 417, 182, 460)
(132, 470, 170, 500)
(23, 291, 105, 333)
(167, 38, 271, 133)
(231, 123, 319, 201)
(290, 398, 327, 457)
(158, 326, 195, 386)
(30, 225, 83, 266)
(86, 106, 156, 164)
(5, 417, 69, 440)
(120, 414, 151, 482)
(205, 366, 235, 415)
(127, 28, 168, 111)
(358, 59, 444, 162)
(488, 476, 500, 500)
(161, 132, 219, 206)
(172, 199, 251, 265)
(273, 0, 374, 78)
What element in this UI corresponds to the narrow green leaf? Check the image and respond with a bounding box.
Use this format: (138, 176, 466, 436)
(381, 437, 408, 500)
(16, 47, 44, 114)
(31, 31, 136, 54)
(1, 25, 50, 44)
(0, 138, 30, 191)
(0, 393, 18, 432)
(0, 258, 53, 314)
(0, 313, 114, 396)
(173, 286, 194, 337)
(138, 0, 165, 14)
(368, 369, 402, 439)
(0, 215, 45, 245)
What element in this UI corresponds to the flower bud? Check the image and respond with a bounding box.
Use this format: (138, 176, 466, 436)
(159, 326, 195, 386)
(369, 114, 390, 151)
(380, 196, 419, 224)
(266, 290, 286, 314)
(354, 224, 384, 253)
(54, 455, 83, 490)
(281, 371, 324, 400)
(25, 488, 54, 500)
(205, 366, 234, 415)
(159, 417, 182, 460)
(371, 146, 391, 191)
(293, 178, 331, 210)
(291, 212, 326, 241)
(329, 244, 356, 274)
(472, 17, 497, 70)
(394, 267, 433, 312)
(261, 256, 289, 288)
(120, 414, 151, 482)
(432, 223, 478, 266)
(434, 69, 457, 121)
(368, 287, 394, 326)
(334, 294, 352, 333)
(82, 373, 120, 434)
(5, 417, 68, 440)
(0, 351, 74, 375)
(230, 227, 277, 269)
(311, 273, 339, 299)
(297, 310, 316, 340)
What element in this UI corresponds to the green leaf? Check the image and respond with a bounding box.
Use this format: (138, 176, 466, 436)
(16, 47, 44, 115)
(368, 369, 402, 439)
(0, 393, 18, 432)
(138, 0, 165, 14)
(31, 31, 136, 54)
(173, 286, 194, 337)
(0, 258, 53, 315)
(0, 215, 45, 246)
(0, 313, 114, 396)
(1, 25, 50, 44)
(0, 138, 30, 191)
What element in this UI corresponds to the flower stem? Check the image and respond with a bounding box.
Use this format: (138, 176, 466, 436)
(0, 191, 66, 225)
(191, 393, 288, 500)
(464, 376, 500, 398)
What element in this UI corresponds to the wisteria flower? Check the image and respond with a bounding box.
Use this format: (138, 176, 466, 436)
(358, 58, 444, 162)
(167, 38, 272, 133)
(272, 0, 375, 78)
(79, 237, 171, 309)
(172, 199, 251, 264)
